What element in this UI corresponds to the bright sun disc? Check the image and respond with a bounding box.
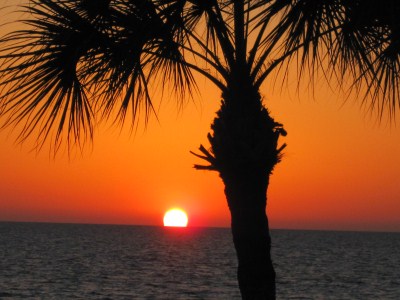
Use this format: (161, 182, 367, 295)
(163, 209, 188, 227)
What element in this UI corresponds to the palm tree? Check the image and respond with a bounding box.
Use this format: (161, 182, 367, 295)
(1, 0, 399, 298)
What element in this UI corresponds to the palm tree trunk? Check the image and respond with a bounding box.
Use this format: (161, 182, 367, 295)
(223, 169, 276, 299)
(192, 87, 285, 299)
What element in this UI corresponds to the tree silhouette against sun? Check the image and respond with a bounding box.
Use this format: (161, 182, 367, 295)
(1, 0, 400, 299)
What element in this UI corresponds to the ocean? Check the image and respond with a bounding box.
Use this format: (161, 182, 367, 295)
(0, 222, 399, 299)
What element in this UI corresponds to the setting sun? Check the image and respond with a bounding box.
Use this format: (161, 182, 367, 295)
(163, 209, 188, 227)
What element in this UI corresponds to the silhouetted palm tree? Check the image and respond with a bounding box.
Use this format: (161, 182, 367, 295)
(1, 0, 399, 298)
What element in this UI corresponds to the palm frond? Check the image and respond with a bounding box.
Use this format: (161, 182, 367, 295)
(0, 0, 204, 150)
(257, 0, 400, 120)
(0, 0, 98, 150)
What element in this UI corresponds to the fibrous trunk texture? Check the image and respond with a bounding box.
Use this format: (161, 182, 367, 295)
(193, 85, 285, 299)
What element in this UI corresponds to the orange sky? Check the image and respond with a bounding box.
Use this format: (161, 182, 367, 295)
(1, 1, 399, 232)
(1, 76, 399, 232)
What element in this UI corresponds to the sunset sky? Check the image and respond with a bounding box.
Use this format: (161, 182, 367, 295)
(1, 1, 399, 232)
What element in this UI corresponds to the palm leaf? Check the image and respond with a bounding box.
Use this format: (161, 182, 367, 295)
(258, 0, 400, 119)
(0, 0, 98, 149)
(0, 0, 200, 149)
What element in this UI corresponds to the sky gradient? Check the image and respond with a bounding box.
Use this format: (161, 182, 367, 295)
(0, 1, 399, 232)
(1, 77, 399, 232)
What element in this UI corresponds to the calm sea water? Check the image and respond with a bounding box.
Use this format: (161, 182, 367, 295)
(0, 222, 399, 299)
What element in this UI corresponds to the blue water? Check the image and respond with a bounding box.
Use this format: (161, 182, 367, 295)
(0, 222, 399, 299)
